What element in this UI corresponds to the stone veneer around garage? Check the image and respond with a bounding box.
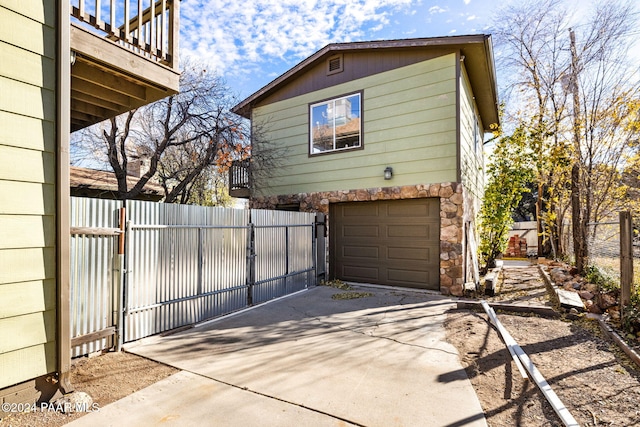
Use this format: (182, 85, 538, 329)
(250, 182, 466, 296)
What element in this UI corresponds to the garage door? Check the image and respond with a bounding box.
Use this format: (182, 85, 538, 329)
(330, 198, 440, 290)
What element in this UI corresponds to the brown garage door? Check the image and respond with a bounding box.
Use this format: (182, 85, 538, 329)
(330, 198, 440, 290)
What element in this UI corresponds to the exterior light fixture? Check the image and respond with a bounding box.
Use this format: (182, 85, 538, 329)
(384, 166, 393, 180)
(70, 50, 76, 65)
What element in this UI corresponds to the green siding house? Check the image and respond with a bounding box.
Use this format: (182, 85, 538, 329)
(0, 0, 179, 406)
(232, 35, 499, 295)
(0, 0, 67, 405)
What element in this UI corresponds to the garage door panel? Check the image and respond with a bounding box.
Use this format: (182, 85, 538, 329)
(387, 225, 432, 238)
(331, 199, 440, 290)
(385, 257, 439, 269)
(342, 265, 379, 280)
(387, 268, 430, 284)
(342, 204, 379, 217)
(387, 246, 430, 261)
(383, 219, 440, 227)
(387, 204, 427, 217)
(343, 225, 379, 237)
(343, 245, 379, 258)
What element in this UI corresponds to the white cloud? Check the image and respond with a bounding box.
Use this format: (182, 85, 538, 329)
(463, 0, 471, 4)
(429, 6, 446, 14)
(467, 14, 476, 21)
(180, 0, 416, 79)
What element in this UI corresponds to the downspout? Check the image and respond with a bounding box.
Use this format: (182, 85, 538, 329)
(57, 0, 73, 394)
(455, 51, 462, 184)
(455, 51, 464, 291)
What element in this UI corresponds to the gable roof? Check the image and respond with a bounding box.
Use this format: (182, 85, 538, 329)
(232, 34, 499, 131)
(70, 166, 164, 201)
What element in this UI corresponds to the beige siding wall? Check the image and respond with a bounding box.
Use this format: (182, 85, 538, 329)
(253, 54, 458, 196)
(458, 65, 485, 284)
(459, 64, 485, 214)
(0, 1, 57, 389)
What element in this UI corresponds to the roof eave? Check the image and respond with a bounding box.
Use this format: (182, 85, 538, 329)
(479, 35, 500, 130)
(232, 34, 500, 127)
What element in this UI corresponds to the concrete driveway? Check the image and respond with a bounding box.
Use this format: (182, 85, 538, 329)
(67, 285, 487, 427)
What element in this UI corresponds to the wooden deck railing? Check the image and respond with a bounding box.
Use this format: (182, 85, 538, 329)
(71, 0, 179, 68)
(229, 159, 251, 198)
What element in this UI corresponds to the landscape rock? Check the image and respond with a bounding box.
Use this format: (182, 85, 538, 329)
(586, 301, 603, 314)
(52, 391, 93, 414)
(597, 292, 618, 310)
(579, 291, 594, 301)
(550, 268, 572, 283)
(584, 283, 599, 294)
(607, 306, 621, 321)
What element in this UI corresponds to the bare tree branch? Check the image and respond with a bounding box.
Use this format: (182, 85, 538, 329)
(70, 59, 284, 205)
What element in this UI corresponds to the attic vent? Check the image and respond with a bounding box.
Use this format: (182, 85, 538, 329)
(329, 57, 341, 71)
(327, 54, 343, 75)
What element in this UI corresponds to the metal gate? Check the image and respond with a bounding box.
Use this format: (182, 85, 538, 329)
(70, 197, 323, 354)
(70, 197, 123, 357)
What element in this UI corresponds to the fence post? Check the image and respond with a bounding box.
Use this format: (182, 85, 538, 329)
(197, 227, 204, 321)
(285, 226, 290, 293)
(315, 213, 326, 283)
(115, 206, 126, 351)
(311, 220, 317, 288)
(620, 211, 633, 312)
(246, 222, 256, 306)
(119, 219, 133, 348)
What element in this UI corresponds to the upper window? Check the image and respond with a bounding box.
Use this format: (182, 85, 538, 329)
(310, 93, 362, 155)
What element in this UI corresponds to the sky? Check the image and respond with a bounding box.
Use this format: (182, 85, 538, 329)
(179, 0, 506, 99)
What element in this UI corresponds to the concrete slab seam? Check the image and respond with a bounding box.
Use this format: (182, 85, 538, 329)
(290, 304, 458, 356)
(179, 368, 365, 427)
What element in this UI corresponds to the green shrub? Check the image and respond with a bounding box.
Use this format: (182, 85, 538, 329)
(623, 289, 640, 337)
(584, 265, 617, 293)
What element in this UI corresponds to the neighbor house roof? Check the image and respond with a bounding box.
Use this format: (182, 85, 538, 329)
(232, 34, 499, 131)
(70, 166, 164, 201)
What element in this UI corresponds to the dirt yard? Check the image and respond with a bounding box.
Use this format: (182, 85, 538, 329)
(445, 311, 640, 426)
(445, 261, 640, 426)
(0, 352, 177, 427)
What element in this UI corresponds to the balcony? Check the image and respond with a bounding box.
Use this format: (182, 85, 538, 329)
(70, 0, 181, 131)
(229, 159, 250, 198)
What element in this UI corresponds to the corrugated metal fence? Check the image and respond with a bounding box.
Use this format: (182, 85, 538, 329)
(70, 197, 324, 356)
(70, 197, 122, 357)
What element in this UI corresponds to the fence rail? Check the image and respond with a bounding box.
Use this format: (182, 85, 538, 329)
(70, 197, 323, 355)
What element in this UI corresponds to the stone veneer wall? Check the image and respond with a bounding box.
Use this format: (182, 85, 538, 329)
(250, 182, 466, 296)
